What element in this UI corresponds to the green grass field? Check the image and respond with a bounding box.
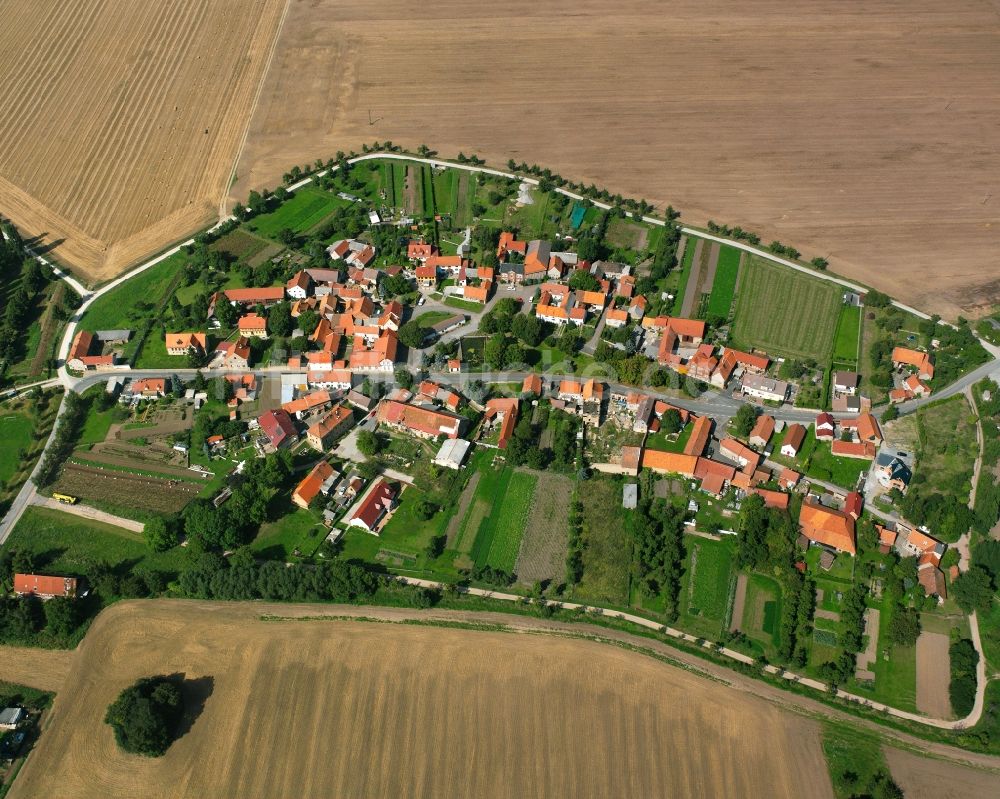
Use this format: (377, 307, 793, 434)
(680, 537, 735, 638)
(706, 245, 741, 318)
(821, 722, 892, 799)
(0, 413, 32, 484)
(481, 471, 537, 572)
(575, 479, 631, 606)
(671, 235, 698, 315)
(742, 574, 783, 651)
(3, 506, 186, 576)
(732, 255, 841, 361)
(81, 252, 185, 332)
(806, 445, 869, 490)
(251, 506, 327, 561)
(832, 304, 861, 363)
(247, 187, 342, 238)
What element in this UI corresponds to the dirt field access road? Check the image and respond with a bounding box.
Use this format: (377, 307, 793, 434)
(396, 577, 989, 732)
(30, 495, 144, 533)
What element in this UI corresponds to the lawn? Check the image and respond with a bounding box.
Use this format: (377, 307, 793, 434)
(444, 296, 484, 313)
(732, 255, 841, 361)
(0, 412, 33, 484)
(415, 311, 452, 328)
(251, 506, 327, 561)
(575, 478, 632, 607)
(209, 228, 270, 262)
(80, 252, 185, 332)
(679, 537, 736, 639)
(831, 304, 861, 364)
(741, 573, 783, 653)
(806, 443, 869, 490)
(3, 507, 187, 576)
(246, 187, 342, 238)
(706, 245, 740, 318)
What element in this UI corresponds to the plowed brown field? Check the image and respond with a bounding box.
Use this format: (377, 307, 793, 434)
(12, 600, 833, 799)
(0, 0, 287, 283)
(232, 0, 1000, 318)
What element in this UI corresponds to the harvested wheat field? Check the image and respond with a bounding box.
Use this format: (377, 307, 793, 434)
(0, 0, 287, 284)
(885, 747, 999, 799)
(0, 645, 73, 692)
(13, 600, 833, 799)
(232, 0, 1000, 318)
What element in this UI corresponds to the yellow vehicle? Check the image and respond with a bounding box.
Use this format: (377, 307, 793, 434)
(52, 493, 78, 505)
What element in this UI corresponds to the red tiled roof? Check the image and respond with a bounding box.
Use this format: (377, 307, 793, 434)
(799, 502, 856, 554)
(684, 415, 712, 457)
(293, 461, 334, 508)
(224, 287, 284, 303)
(259, 409, 297, 448)
(351, 479, 398, 530)
(14, 573, 76, 598)
(641, 450, 699, 476)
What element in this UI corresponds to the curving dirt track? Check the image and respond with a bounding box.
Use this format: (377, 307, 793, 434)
(0, 0, 287, 284)
(232, 0, 1000, 318)
(11, 600, 834, 799)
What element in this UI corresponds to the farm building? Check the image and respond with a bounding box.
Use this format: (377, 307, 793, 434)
(14, 573, 77, 599)
(781, 424, 807, 456)
(433, 438, 472, 470)
(748, 415, 775, 449)
(798, 502, 856, 555)
(306, 406, 354, 452)
(237, 313, 268, 338)
(740, 374, 789, 403)
(292, 460, 337, 509)
(258, 409, 297, 450)
(375, 400, 465, 440)
(348, 479, 399, 533)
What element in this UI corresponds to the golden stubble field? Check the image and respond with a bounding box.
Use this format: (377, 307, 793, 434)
(12, 601, 833, 799)
(0, 0, 287, 283)
(232, 0, 1000, 318)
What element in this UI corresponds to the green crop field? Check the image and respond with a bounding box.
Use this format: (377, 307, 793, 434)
(575, 479, 631, 606)
(832, 304, 861, 363)
(482, 471, 537, 572)
(680, 537, 735, 638)
(707, 246, 741, 318)
(81, 252, 185, 332)
(742, 574, 783, 651)
(247, 187, 341, 238)
(732, 256, 841, 361)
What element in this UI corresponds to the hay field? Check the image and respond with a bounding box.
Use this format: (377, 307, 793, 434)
(0, 0, 287, 283)
(231, 0, 1000, 318)
(12, 600, 833, 799)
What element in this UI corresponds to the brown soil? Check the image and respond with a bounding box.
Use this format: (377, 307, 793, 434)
(0, 0, 287, 284)
(885, 747, 999, 798)
(915, 631, 952, 719)
(11, 600, 833, 799)
(514, 471, 573, 585)
(0, 645, 73, 692)
(230, 0, 1000, 319)
(53, 464, 202, 513)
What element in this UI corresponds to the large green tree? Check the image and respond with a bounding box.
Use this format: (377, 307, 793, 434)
(104, 677, 184, 757)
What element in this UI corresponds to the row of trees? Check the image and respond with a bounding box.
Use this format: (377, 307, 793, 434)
(34, 390, 86, 487)
(177, 551, 379, 602)
(0, 227, 51, 366)
(630, 499, 686, 621)
(504, 160, 657, 216)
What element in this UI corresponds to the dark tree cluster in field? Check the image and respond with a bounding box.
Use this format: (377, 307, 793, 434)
(181, 451, 293, 551)
(104, 676, 183, 757)
(0, 225, 53, 366)
(178, 552, 378, 603)
(705, 221, 760, 246)
(504, 403, 579, 472)
(949, 638, 980, 717)
(819, 583, 868, 687)
(628, 498, 686, 621)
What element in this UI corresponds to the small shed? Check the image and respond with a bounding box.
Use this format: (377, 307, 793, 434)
(0, 708, 24, 730)
(623, 483, 638, 509)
